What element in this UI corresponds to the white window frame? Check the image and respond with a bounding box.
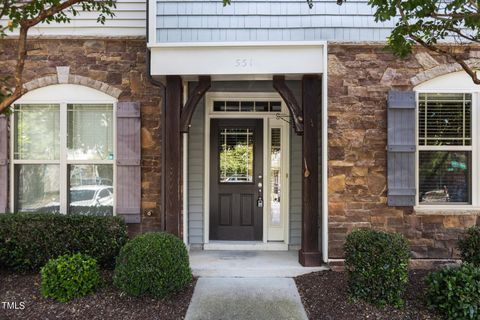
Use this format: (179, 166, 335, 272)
(10, 84, 117, 214)
(415, 72, 480, 209)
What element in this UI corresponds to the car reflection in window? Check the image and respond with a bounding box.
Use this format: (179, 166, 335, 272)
(70, 185, 113, 207)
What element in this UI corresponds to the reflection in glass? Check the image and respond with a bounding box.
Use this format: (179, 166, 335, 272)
(240, 101, 254, 112)
(15, 164, 60, 213)
(226, 101, 240, 112)
(270, 128, 281, 226)
(14, 104, 60, 160)
(219, 129, 254, 183)
(270, 102, 282, 112)
(255, 101, 268, 112)
(67, 104, 113, 160)
(419, 151, 471, 204)
(68, 164, 114, 215)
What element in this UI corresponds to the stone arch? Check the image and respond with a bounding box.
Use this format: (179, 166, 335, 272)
(410, 58, 480, 86)
(22, 66, 122, 98)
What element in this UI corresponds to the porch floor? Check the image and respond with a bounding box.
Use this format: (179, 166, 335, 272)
(189, 250, 329, 278)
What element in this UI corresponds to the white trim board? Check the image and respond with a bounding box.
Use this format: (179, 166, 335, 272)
(149, 42, 325, 78)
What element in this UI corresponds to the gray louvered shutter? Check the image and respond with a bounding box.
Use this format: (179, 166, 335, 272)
(387, 91, 416, 206)
(116, 102, 141, 223)
(0, 114, 7, 213)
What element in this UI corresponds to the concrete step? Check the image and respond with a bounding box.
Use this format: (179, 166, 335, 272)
(190, 250, 329, 278)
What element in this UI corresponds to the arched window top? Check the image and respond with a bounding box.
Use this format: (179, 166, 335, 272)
(414, 71, 480, 92)
(16, 84, 117, 104)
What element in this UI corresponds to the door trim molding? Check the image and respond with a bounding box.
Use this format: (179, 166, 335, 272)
(203, 92, 290, 246)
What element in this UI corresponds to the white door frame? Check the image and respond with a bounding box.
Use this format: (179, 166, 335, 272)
(202, 92, 290, 249)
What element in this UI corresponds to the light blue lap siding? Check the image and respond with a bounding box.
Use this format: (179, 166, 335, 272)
(156, 0, 397, 43)
(188, 94, 206, 244)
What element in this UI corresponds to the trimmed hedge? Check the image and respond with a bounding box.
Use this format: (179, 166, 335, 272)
(41, 253, 101, 303)
(426, 264, 480, 320)
(458, 226, 480, 267)
(113, 232, 192, 299)
(344, 229, 410, 308)
(0, 213, 128, 271)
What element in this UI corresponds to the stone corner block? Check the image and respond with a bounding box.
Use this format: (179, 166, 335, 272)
(56, 66, 70, 84)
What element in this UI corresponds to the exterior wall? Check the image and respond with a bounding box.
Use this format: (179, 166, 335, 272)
(188, 97, 205, 244)
(2, 0, 146, 37)
(328, 44, 480, 260)
(155, 0, 397, 43)
(0, 38, 163, 233)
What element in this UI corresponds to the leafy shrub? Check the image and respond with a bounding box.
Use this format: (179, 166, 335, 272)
(40, 253, 101, 302)
(344, 229, 410, 308)
(113, 232, 192, 298)
(458, 226, 480, 266)
(0, 213, 128, 271)
(426, 264, 480, 320)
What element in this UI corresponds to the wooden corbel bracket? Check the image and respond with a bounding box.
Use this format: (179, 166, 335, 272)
(273, 75, 304, 135)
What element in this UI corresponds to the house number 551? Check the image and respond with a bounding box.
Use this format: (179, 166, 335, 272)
(235, 58, 252, 68)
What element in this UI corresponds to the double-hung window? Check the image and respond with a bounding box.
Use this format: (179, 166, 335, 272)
(12, 102, 115, 215)
(418, 93, 472, 205)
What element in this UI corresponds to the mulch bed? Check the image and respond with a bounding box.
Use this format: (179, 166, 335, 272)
(295, 270, 439, 320)
(0, 270, 196, 320)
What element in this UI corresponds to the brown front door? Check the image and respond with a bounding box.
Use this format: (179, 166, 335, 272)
(210, 119, 263, 241)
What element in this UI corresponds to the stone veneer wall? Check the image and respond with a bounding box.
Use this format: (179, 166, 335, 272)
(328, 44, 480, 261)
(0, 38, 163, 234)
(1, 38, 480, 261)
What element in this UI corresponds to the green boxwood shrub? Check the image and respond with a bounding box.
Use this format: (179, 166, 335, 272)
(113, 232, 192, 299)
(426, 264, 480, 320)
(344, 229, 410, 308)
(458, 226, 480, 266)
(0, 213, 128, 271)
(40, 253, 101, 303)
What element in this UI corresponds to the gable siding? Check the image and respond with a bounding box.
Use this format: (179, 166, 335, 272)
(156, 0, 397, 43)
(3, 0, 145, 37)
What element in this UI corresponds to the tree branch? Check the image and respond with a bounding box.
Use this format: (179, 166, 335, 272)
(412, 34, 480, 84)
(395, 1, 480, 85)
(0, 23, 28, 113)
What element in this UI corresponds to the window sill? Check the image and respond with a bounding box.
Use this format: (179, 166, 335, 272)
(414, 206, 480, 215)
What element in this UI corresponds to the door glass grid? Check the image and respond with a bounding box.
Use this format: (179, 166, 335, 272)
(219, 128, 254, 183)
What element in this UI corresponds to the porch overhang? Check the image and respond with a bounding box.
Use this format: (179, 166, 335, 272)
(153, 41, 329, 267)
(148, 41, 325, 80)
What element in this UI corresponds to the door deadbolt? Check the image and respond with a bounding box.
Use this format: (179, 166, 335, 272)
(257, 196, 263, 208)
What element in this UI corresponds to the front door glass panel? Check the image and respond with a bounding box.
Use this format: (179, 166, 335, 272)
(219, 128, 254, 183)
(270, 128, 281, 226)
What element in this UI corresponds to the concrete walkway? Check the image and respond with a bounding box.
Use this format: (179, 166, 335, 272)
(185, 277, 308, 320)
(190, 250, 328, 278)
